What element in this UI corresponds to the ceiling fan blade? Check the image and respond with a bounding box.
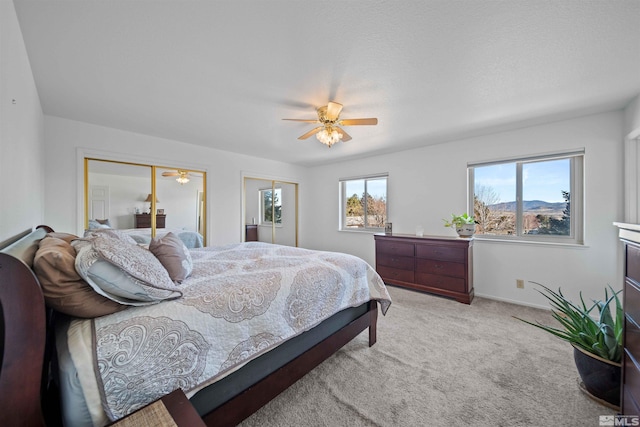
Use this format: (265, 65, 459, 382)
(339, 118, 378, 126)
(336, 127, 352, 142)
(282, 118, 319, 123)
(326, 101, 343, 121)
(298, 126, 323, 140)
(162, 171, 179, 177)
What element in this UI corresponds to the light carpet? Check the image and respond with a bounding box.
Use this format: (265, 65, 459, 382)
(239, 285, 615, 427)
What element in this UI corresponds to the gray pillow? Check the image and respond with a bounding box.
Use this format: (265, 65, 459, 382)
(149, 232, 193, 284)
(75, 235, 181, 305)
(82, 228, 138, 245)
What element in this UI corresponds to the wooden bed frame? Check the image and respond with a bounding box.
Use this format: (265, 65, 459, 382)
(0, 226, 379, 427)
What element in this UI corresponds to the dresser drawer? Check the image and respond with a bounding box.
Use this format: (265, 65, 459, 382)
(376, 241, 414, 257)
(415, 244, 465, 262)
(624, 351, 640, 411)
(376, 265, 414, 283)
(623, 381, 640, 417)
(626, 314, 640, 363)
(629, 244, 640, 284)
(377, 254, 414, 270)
(415, 259, 465, 278)
(626, 279, 640, 325)
(416, 272, 466, 293)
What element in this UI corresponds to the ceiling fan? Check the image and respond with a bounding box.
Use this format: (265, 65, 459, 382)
(162, 170, 191, 184)
(283, 101, 378, 147)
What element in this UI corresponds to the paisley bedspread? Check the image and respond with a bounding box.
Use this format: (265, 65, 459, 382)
(90, 242, 391, 421)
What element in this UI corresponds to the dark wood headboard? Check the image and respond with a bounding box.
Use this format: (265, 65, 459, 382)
(0, 225, 53, 427)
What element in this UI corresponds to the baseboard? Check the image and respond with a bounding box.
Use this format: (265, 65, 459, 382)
(474, 292, 550, 311)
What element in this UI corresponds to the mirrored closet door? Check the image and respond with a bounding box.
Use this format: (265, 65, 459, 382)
(243, 177, 298, 247)
(85, 158, 206, 246)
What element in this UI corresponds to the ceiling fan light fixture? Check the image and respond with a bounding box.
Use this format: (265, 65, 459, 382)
(316, 126, 342, 147)
(283, 101, 376, 146)
(176, 171, 190, 185)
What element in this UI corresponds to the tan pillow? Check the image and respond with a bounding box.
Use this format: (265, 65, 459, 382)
(46, 232, 79, 244)
(33, 237, 126, 318)
(149, 232, 193, 284)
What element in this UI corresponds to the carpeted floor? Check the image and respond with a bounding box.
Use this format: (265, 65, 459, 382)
(239, 285, 615, 427)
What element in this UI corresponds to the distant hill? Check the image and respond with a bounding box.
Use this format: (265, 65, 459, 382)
(490, 200, 566, 214)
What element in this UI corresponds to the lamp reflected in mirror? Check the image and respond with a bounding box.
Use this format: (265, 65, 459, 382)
(144, 193, 159, 214)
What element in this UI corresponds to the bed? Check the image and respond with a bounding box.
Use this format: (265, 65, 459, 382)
(0, 225, 390, 426)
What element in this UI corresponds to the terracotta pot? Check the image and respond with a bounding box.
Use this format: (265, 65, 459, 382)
(572, 344, 621, 408)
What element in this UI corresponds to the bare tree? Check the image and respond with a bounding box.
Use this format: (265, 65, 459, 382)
(474, 185, 500, 233)
(366, 194, 387, 227)
(474, 184, 514, 235)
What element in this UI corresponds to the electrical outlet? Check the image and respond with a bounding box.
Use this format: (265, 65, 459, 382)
(516, 279, 525, 289)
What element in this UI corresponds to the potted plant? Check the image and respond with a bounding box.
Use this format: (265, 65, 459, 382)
(514, 283, 622, 408)
(443, 213, 476, 237)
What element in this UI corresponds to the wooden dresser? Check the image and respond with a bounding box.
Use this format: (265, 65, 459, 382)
(245, 224, 258, 241)
(134, 214, 166, 228)
(374, 233, 473, 304)
(616, 223, 640, 415)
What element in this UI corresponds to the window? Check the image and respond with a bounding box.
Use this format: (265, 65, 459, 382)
(469, 151, 583, 244)
(340, 174, 388, 231)
(260, 187, 282, 225)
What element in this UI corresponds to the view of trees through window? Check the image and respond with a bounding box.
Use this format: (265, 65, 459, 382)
(261, 188, 282, 224)
(472, 158, 572, 237)
(343, 176, 387, 229)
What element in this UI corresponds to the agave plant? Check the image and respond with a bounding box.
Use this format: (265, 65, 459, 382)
(514, 282, 623, 363)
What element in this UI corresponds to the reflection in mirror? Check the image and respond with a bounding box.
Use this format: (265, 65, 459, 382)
(155, 167, 206, 236)
(85, 159, 207, 247)
(243, 177, 297, 247)
(273, 182, 297, 247)
(86, 159, 151, 229)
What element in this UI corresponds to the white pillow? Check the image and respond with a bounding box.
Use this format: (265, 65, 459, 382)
(75, 235, 181, 306)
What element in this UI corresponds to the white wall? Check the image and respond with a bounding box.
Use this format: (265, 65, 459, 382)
(305, 111, 624, 308)
(0, 0, 45, 241)
(624, 95, 640, 138)
(43, 115, 308, 246)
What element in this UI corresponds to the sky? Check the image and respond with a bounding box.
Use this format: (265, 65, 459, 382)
(474, 158, 570, 203)
(345, 177, 387, 200)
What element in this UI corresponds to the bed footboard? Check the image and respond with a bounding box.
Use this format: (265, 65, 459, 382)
(202, 300, 379, 427)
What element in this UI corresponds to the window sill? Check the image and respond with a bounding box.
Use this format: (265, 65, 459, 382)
(472, 236, 588, 249)
(338, 228, 383, 234)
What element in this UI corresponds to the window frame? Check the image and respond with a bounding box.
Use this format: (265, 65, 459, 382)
(468, 150, 584, 245)
(339, 173, 388, 232)
(259, 187, 282, 226)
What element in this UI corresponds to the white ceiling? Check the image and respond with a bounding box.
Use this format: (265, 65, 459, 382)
(13, 0, 640, 167)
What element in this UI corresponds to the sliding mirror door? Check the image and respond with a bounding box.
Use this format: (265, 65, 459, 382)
(273, 182, 297, 247)
(86, 159, 151, 230)
(155, 167, 206, 239)
(85, 159, 206, 247)
(243, 177, 298, 246)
